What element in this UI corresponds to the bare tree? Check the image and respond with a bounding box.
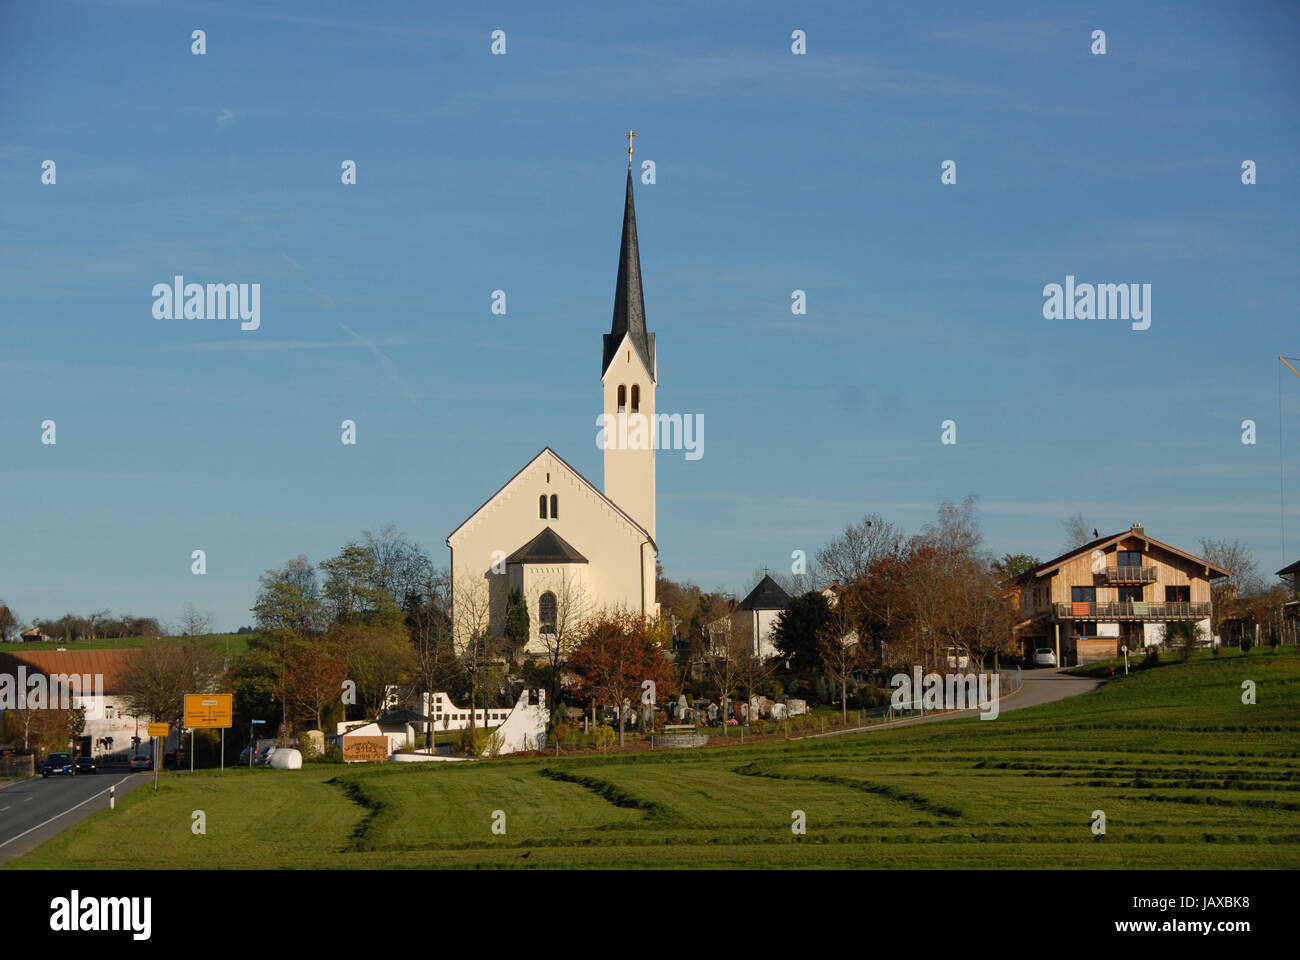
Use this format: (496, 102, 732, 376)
(118, 638, 224, 734)
(406, 567, 461, 747)
(818, 587, 869, 724)
(178, 603, 214, 638)
(452, 576, 494, 733)
(1061, 512, 1091, 552)
(528, 572, 591, 736)
(702, 610, 750, 736)
(816, 514, 904, 586)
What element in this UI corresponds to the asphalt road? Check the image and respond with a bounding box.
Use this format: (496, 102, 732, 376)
(0, 769, 152, 866)
(800, 667, 1103, 739)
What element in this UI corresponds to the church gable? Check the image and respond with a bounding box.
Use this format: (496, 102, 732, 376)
(446, 447, 650, 550)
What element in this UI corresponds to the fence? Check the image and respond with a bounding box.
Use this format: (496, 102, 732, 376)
(885, 666, 1023, 720)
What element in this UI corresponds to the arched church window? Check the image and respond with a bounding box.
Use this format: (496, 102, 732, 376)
(631, 384, 640, 412)
(539, 494, 547, 519)
(617, 385, 626, 412)
(539, 592, 557, 638)
(550, 494, 558, 518)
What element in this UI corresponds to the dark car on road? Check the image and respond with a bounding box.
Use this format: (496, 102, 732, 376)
(128, 755, 153, 771)
(41, 753, 76, 778)
(74, 756, 98, 775)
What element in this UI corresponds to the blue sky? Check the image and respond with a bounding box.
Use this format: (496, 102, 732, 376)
(2, 0, 1298, 632)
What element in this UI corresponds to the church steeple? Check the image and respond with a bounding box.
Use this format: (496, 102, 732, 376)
(602, 166, 655, 380)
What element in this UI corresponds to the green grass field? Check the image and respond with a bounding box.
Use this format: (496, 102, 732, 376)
(7, 633, 251, 658)
(10, 648, 1300, 869)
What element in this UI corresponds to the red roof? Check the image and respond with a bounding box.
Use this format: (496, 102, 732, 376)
(0, 649, 138, 693)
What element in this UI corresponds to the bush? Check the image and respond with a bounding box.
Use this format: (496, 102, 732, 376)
(553, 722, 574, 744)
(750, 719, 767, 736)
(592, 726, 616, 749)
(454, 726, 489, 756)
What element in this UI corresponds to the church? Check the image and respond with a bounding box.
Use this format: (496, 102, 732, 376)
(446, 154, 660, 655)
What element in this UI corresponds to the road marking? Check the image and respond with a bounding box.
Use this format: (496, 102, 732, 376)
(0, 774, 136, 851)
(0, 806, 9, 812)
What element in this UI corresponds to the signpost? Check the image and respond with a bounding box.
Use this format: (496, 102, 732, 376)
(148, 722, 168, 790)
(183, 694, 233, 772)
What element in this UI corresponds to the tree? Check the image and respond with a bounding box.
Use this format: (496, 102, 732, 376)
(286, 643, 347, 730)
(406, 568, 463, 747)
(991, 554, 1042, 581)
(321, 527, 429, 627)
(178, 603, 214, 638)
(0, 603, 17, 643)
(569, 611, 675, 749)
(528, 572, 590, 736)
(1197, 538, 1260, 638)
(703, 609, 751, 735)
(772, 592, 833, 675)
(1061, 513, 1091, 552)
(117, 638, 224, 735)
(817, 514, 904, 586)
(818, 584, 870, 724)
(334, 621, 416, 721)
(252, 556, 325, 638)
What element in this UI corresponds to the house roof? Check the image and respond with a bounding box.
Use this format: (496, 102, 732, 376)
(507, 527, 589, 565)
(740, 574, 791, 611)
(377, 707, 432, 726)
(1016, 526, 1232, 582)
(0, 648, 138, 693)
(602, 167, 655, 380)
(446, 446, 654, 550)
(1277, 559, 1300, 577)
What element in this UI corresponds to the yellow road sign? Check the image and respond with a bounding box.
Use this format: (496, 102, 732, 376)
(148, 722, 169, 738)
(184, 693, 233, 729)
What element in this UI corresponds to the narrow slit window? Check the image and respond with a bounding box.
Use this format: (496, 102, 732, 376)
(617, 385, 626, 412)
(550, 494, 558, 518)
(631, 384, 640, 412)
(539, 494, 547, 519)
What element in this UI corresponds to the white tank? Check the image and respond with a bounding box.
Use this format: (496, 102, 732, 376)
(269, 748, 302, 770)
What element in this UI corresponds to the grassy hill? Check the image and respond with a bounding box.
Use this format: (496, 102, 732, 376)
(6, 633, 252, 658)
(10, 647, 1299, 869)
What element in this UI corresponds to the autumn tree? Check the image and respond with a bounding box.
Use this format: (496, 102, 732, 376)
(286, 643, 347, 730)
(569, 611, 675, 749)
(528, 572, 590, 736)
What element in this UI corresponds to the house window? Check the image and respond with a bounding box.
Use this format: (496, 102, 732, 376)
(617, 385, 626, 412)
(539, 591, 557, 638)
(1118, 585, 1143, 602)
(539, 494, 547, 519)
(631, 384, 640, 412)
(550, 494, 558, 519)
(1165, 586, 1190, 603)
(1071, 586, 1096, 602)
(1117, 550, 1142, 568)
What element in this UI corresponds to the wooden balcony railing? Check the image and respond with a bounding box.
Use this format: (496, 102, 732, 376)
(1054, 601, 1209, 621)
(1104, 565, 1158, 584)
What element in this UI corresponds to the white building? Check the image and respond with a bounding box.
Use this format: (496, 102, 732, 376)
(447, 166, 661, 654)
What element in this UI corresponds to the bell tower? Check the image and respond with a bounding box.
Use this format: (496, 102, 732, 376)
(601, 137, 656, 541)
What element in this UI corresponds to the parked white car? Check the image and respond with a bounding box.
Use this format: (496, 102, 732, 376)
(1033, 647, 1058, 668)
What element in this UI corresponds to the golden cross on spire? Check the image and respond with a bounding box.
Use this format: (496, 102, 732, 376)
(626, 129, 636, 165)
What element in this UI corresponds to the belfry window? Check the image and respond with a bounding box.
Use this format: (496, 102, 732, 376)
(617, 385, 626, 412)
(631, 384, 640, 412)
(539, 592, 557, 638)
(550, 494, 558, 518)
(539, 495, 547, 519)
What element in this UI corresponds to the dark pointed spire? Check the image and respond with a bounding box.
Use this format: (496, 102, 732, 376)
(603, 166, 655, 378)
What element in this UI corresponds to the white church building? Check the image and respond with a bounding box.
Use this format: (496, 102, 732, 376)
(447, 164, 661, 655)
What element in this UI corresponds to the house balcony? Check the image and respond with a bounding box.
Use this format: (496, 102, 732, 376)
(1054, 601, 1209, 621)
(1103, 565, 1158, 584)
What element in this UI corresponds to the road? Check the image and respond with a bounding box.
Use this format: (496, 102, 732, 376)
(0, 769, 152, 866)
(799, 667, 1103, 739)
